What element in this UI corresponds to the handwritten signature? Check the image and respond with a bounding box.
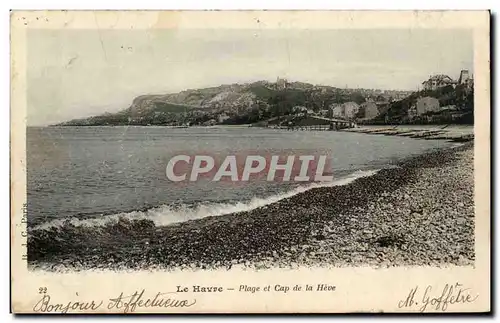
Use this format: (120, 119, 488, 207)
(398, 283, 478, 312)
(33, 289, 197, 313)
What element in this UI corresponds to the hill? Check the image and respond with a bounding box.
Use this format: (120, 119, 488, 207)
(371, 84, 474, 125)
(56, 80, 412, 126)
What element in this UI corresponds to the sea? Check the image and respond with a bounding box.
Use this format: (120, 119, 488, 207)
(27, 126, 454, 230)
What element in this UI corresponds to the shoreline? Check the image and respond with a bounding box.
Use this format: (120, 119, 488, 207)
(28, 143, 475, 271)
(342, 125, 474, 142)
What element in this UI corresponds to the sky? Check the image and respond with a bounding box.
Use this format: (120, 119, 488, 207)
(27, 29, 473, 126)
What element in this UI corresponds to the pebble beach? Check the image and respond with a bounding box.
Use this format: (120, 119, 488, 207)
(28, 143, 475, 271)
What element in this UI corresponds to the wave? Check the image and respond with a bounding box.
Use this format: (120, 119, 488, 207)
(32, 169, 379, 231)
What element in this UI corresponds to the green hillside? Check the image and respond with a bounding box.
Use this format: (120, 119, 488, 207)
(55, 79, 468, 127)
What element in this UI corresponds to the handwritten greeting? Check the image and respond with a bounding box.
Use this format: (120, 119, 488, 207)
(33, 289, 196, 313)
(31, 283, 336, 313)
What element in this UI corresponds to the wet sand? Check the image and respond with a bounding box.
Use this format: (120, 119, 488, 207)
(28, 143, 475, 271)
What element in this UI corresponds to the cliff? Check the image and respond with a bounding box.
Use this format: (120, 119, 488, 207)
(57, 80, 414, 126)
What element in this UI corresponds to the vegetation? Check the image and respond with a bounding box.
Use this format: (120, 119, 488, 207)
(56, 79, 473, 127)
(375, 84, 474, 125)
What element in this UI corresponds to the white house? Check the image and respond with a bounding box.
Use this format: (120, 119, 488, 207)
(342, 102, 360, 119)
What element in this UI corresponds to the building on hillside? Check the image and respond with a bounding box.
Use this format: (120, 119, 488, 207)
(386, 90, 413, 101)
(328, 102, 360, 119)
(462, 73, 474, 93)
(458, 69, 475, 93)
(458, 70, 470, 85)
(359, 99, 390, 120)
(361, 101, 379, 119)
(329, 103, 344, 118)
(464, 78, 474, 94)
(415, 96, 440, 115)
(276, 77, 288, 90)
(342, 102, 360, 119)
(422, 74, 457, 91)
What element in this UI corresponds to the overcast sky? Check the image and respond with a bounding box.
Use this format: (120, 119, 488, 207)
(27, 29, 473, 126)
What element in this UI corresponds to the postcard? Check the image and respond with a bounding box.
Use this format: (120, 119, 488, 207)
(10, 10, 490, 313)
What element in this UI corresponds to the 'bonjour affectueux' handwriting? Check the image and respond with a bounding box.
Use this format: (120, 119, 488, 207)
(32, 283, 336, 313)
(33, 289, 196, 313)
(398, 283, 478, 312)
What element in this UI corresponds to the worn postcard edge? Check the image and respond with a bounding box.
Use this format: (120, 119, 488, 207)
(10, 10, 491, 313)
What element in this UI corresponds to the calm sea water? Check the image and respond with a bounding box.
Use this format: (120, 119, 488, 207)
(27, 126, 452, 227)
